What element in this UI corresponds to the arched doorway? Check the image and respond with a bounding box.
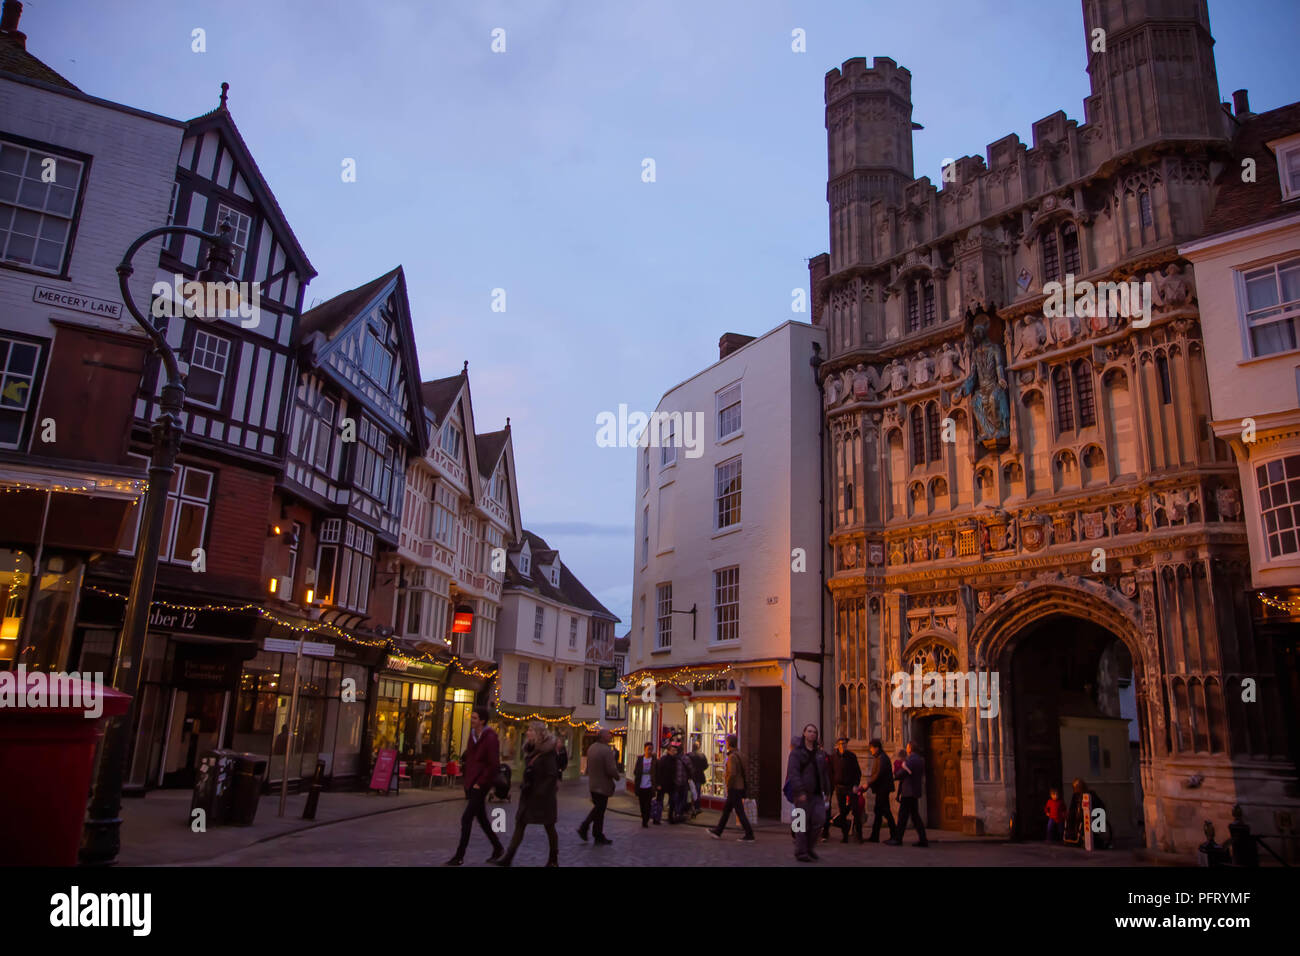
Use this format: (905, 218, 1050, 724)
(1008, 615, 1143, 845)
(921, 714, 964, 831)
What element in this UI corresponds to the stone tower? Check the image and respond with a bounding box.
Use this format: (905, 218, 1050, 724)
(824, 57, 917, 275)
(1082, 0, 1227, 149)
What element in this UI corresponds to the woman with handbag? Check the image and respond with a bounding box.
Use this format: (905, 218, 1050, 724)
(494, 720, 561, 867)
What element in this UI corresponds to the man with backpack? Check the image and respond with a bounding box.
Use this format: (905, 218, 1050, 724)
(865, 738, 897, 843)
(444, 706, 506, 866)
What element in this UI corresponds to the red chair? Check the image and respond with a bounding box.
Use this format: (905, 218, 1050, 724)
(445, 759, 460, 786)
(424, 760, 443, 789)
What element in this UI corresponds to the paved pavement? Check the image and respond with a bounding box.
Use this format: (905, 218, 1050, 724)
(126, 780, 1154, 867)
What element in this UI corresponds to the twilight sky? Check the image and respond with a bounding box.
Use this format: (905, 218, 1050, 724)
(27, 0, 1300, 628)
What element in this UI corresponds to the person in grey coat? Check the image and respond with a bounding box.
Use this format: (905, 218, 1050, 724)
(577, 728, 620, 845)
(785, 723, 831, 862)
(887, 741, 928, 846)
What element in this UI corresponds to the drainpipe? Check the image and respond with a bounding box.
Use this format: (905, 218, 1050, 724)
(810, 342, 827, 734)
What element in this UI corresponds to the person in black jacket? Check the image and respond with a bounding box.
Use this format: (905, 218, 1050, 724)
(688, 743, 708, 816)
(865, 738, 897, 843)
(631, 742, 658, 827)
(830, 737, 864, 843)
(494, 721, 560, 867)
(657, 745, 681, 823)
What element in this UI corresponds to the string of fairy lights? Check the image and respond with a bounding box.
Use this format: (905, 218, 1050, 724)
(622, 663, 736, 692)
(489, 680, 603, 732)
(1257, 592, 1300, 614)
(84, 585, 498, 679)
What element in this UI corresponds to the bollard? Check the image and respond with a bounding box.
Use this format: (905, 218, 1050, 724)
(1228, 804, 1259, 867)
(302, 759, 326, 821)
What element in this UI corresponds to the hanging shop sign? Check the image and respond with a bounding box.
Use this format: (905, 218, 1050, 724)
(451, 605, 474, 633)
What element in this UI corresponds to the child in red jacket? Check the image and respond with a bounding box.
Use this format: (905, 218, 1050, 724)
(1044, 788, 1066, 842)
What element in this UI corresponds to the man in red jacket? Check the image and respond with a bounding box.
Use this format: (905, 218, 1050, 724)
(445, 706, 505, 865)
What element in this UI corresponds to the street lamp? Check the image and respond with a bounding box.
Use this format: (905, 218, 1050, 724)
(79, 221, 236, 865)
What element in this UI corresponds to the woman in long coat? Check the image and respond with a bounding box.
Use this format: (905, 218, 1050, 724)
(494, 720, 560, 867)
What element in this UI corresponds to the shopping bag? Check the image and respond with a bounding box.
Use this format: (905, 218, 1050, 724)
(650, 797, 663, 823)
(742, 798, 758, 822)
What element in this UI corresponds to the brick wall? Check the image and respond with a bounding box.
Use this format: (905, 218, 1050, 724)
(201, 464, 275, 597)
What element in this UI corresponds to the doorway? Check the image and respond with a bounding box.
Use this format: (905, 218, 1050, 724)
(922, 715, 964, 831)
(755, 687, 783, 818)
(1009, 615, 1142, 844)
(162, 688, 227, 788)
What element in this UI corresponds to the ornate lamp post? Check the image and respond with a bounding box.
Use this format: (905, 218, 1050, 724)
(80, 221, 236, 865)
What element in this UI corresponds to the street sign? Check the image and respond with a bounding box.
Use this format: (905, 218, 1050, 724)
(264, 638, 335, 657)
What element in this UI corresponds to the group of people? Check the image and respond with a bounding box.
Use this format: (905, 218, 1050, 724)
(1046, 778, 1111, 847)
(627, 737, 715, 826)
(784, 724, 929, 862)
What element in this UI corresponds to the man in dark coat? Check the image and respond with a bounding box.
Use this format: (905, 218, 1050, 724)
(865, 738, 897, 843)
(785, 723, 831, 862)
(830, 736, 864, 843)
(495, 721, 560, 867)
(887, 741, 928, 847)
(445, 705, 505, 866)
(688, 743, 708, 815)
(631, 742, 658, 827)
(657, 745, 682, 823)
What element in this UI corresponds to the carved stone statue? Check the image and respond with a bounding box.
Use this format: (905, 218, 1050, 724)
(886, 357, 909, 394)
(937, 340, 962, 381)
(959, 314, 1011, 448)
(1150, 263, 1194, 309)
(912, 349, 934, 387)
(852, 364, 875, 400)
(1018, 313, 1048, 358)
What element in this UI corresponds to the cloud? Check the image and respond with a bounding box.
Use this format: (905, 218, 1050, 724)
(529, 521, 632, 537)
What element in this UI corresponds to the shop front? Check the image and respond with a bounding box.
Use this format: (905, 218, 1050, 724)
(370, 654, 483, 785)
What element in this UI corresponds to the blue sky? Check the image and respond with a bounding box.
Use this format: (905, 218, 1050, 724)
(27, 0, 1299, 628)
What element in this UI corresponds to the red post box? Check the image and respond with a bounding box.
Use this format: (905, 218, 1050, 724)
(0, 675, 131, 866)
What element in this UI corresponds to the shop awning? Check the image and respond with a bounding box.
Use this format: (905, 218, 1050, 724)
(0, 457, 146, 553)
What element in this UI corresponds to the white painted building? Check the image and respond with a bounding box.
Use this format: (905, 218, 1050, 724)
(626, 321, 826, 819)
(496, 529, 619, 778)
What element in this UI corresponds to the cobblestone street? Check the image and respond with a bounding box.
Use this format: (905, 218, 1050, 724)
(188, 782, 1149, 867)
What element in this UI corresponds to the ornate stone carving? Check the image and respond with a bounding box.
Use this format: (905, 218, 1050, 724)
(960, 311, 1011, 449)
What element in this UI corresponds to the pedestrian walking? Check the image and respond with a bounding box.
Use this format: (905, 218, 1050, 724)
(677, 745, 696, 819)
(631, 742, 658, 827)
(494, 721, 560, 867)
(688, 743, 708, 815)
(555, 735, 569, 779)
(444, 705, 505, 866)
(708, 734, 754, 842)
(887, 741, 928, 847)
(864, 738, 897, 843)
(657, 745, 680, 823)
(830, 736, 864, 843)
(578, 728, 620, 846)
(785, 723, 831, 862)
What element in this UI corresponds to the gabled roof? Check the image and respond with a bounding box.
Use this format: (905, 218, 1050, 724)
(421, 370, 467, 425)
(184, 92, 315, 281)
(504, 529, 619, 622)
(0, 35, 78, 90)
(298, 266, 426, 455)
(475, 427, 510, 478)
(1203, 102, 1300, 237)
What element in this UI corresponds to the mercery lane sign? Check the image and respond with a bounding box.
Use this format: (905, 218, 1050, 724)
(33, 285, 123, 319)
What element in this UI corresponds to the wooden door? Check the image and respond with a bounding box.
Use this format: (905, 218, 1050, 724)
(926, 717, 964, 831)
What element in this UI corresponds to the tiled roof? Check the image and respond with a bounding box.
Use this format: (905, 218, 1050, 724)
(0, 38, 78, 90)
(300, 268, 401, 339)
(1202, 102, 1300, 237)
(420, 372, 464, 424)
(504, 529, 618, 621)
(474, 428, 509, 478)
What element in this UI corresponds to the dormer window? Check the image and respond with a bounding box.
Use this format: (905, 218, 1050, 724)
(439, 421, 462, 460)
(1041, 221, 1081, 284)
(520, 553, 530, 575)
(361, 327, 393, 389)
(1273, 136, 1300, 202)
(549, 565, 559, 587)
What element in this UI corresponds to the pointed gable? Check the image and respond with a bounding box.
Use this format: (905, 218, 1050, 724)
(298, 267, 425, 455)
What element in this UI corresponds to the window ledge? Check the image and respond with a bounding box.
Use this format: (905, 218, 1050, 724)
(709, 641, 740, 651)
(712, 524, 742, 539)
(718, 430, 743, 446)
(1237, 344, 1300, 367)
(651, 648, 672, 656)
(655, 548, 675, 557)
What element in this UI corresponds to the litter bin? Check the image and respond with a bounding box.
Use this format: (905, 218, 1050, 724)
(228, 753, 268, 825)
(191, 749, 239, 826)
(0, 676, 131, 866)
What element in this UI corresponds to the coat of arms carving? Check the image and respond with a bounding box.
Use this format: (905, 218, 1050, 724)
(1082, 511, 1106, 540)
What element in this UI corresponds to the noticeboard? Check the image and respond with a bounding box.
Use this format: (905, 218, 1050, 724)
(369, 748, 399, 792)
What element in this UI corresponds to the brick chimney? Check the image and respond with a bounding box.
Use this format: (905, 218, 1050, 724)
(1232, 89, 1252, 119)
(719, 333, 756, 360)
(0, 0, 25, 50)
